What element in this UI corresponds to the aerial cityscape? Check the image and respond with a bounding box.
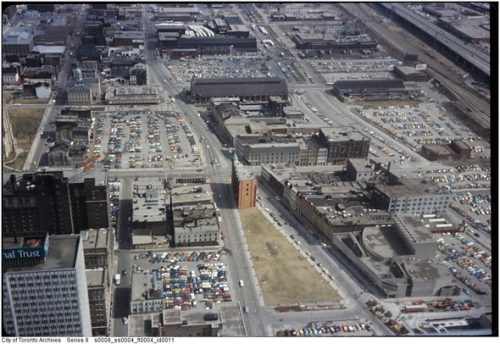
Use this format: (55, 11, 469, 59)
(1, 2, 493, 338)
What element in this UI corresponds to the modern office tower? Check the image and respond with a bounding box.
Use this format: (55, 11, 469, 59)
(2, 234, 92, 337)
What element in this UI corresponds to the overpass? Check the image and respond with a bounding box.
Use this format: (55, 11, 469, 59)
(376, 3, 490, 81)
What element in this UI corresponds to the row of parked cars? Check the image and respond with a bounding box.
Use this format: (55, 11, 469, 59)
(278, 322, 372, 336)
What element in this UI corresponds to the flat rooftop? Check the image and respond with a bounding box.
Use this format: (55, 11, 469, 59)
(192, 77, 288, 98)
(133, 183, 167, 223)
(237, 135, 296, 145)
(375, 178, 444, 197)
(395, 215, 435, 243)
(33, 45, 66, 54)
(114, 31, 145, 40)
(86, 269, 106, 287)
(171, 184, 213, 206)
(362, 226, 413, 259)
(320, 127, 368, 142)
(395, 65, 426, 76)
(81, 228, 110, 250)
(131, 271, 162, 302)
(234, 159, 255, 181)
(406, 260, 444, 280)
(441, 17, 490, 40)
(175, 223, 219, 235)
(423, 143, 454, 155)
(348, 158, 375, 173)
(172, 204, 216, 220)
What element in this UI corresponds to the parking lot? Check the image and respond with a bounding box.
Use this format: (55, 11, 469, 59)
(450, 190, 491, 234)
(308, 57, 400, 83)
(132, 250, 234, 311)
(352, 103, 490, 165)
(277, 320, 374, 337)
(166, 56, 269, 84)
(358, 103, 484, 151)
(93, 111, 202, 169)
(435, 232, 491, 296)
(417, 165, 491, 192)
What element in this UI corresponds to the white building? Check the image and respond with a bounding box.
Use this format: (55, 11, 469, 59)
(2, 234, 92, 337)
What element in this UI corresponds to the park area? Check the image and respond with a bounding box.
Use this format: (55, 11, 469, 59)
(239, 207, 342, 305)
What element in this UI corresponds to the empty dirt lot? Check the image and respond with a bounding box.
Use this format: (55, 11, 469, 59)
(7, 107, 45, 151)
(239, 207, 342, 305)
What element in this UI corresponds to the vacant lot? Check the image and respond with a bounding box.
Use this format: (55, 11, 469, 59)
(7, 107, 45, 151)
(5, 151, 28, 171)
(2, 92, 14, 103)
(239, 207, 342, 305)
(16, 98, 49, 104)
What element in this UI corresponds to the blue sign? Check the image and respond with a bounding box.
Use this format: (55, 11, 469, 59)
(2, 234, 49, 261)
(3, 247, 46, 260)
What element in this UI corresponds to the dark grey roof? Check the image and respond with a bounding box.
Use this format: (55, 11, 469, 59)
(333, 79, 405, 91)
(192, 77, 288, 98)
(225, 16, 244, 25)
(178, 36, 256, 46)
(114, 31, 145, 40)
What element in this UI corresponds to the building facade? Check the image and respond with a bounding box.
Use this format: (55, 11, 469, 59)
(86, 269, 110, 336)
(2, 173, 109, 236)
(318, 127, 370, 164)
(372, 181, 453, 215)
(2, 234, 92, 336)
(191, 77, 288, 104)
(80, 228, 113, 269)
(70, 178, 110, 233)
(2, 173, 74, 236)
(231, 153, 257, 209)
(68, 84, 92, 106)
(235, 135, 301, 166)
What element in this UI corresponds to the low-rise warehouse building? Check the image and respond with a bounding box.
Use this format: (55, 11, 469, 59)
(421, 140, 472, 161)
(168, 184, 219, 247)
(130, 271, 165, 315)
(113, 31, 145, 47)
(176, 36, 257, 55)
(332, 214, 461, 298)
(235, 135, 301, 166)
(332, 79, 412, 101)
(132, 183, 167, 237)
(128, 302, 246, 337)
(371, 178, 453, 215)
(234, 134, 328, 166)
(191, 77, 288, 104)
(293, 33, 377, 51)
(394, 65, 428, 81)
